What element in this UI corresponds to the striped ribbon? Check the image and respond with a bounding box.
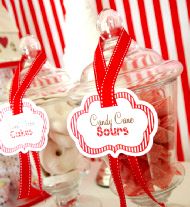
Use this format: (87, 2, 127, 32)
(9, 51, 46, 199)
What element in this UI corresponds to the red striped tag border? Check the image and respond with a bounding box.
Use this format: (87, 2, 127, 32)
(68, 89, 158, 158)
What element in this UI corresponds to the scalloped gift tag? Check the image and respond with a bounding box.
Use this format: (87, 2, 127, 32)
(0, 98, 49, 155)
(67, 89, 158, 158)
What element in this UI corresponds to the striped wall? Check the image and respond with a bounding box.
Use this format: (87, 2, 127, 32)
(1, 0, 190, 161)
(1, 0, 65, 68)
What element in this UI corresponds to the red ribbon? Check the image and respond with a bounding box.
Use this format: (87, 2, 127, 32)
(93, 29, 165, 207)
(9, 51, 46, 199)
(0, 60, 19, 69)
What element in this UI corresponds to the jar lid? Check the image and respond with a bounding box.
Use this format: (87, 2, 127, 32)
(22, 61, 72, 105)
(21, 36, 73, 105)
(68, 9, 182, 105)
(5, 36, 73, 105)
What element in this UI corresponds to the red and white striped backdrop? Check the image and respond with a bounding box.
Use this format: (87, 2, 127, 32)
(2, 0, 190, 161)
(1, 0, 65, 68)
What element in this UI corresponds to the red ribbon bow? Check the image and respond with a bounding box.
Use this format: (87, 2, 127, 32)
(9, 51, 46, 199)
(93, 28, 165, 207)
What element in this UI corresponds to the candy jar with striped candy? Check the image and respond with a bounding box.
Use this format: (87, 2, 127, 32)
(68, 9, 185, 207)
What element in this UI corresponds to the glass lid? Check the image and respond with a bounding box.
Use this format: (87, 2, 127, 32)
(19, 36, 73, 105)
(67, 9, 183, 105)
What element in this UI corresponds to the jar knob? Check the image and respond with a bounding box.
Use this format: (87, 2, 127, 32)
(96, 9, 123, 40)
(19, 35, 41, 61)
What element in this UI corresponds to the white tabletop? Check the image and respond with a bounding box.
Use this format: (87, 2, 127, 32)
(34, 162, 190, 207)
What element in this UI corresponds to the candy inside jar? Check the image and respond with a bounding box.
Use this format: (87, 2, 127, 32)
(110, 81, 185, 207)
(38, 101, 80, 176)
(0, 178, 10, 206)
(68, 9, 184, 207)
(118, 82, 179, 197)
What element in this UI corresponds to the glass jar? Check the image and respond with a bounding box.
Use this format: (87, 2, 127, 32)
(17, 36, 101, 207)
(67, 9, 184, 207)
(21, 58, 81, 172)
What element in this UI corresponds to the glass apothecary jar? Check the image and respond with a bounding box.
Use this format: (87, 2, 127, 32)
(18, 36, 101, 207)
(67, 9, 185, 207)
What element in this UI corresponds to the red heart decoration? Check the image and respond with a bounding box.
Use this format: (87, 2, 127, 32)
(0, 37, 8, 48)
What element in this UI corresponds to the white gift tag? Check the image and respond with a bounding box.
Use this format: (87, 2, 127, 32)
(0, 98, 49, 155)
(67, 89, 158, 158)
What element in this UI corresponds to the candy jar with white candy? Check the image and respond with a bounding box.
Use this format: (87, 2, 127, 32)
(19, 35, 81, 177)
(68, 9, 185, 207)
(19, 35, 101, 207)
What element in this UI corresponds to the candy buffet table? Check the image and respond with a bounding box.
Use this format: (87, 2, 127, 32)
(34, 162, 190, 207)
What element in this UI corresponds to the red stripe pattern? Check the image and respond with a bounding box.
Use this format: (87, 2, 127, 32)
(1, 0, 6, 9)
(70, 92, 155, 155)
(109, 0, 116, 10)
(186, 0, 190, 21)
(153, 0, 169, 60)
(38, 0, 61, 68)
(2, 0, 65, 67)
(122, 0, 136, 40)
(138, 0, 152, 48)
(50, 0, 65, 52)
(169, 0, 190, 135)
(96, 0, 103, 14)
(19, 0, 30, 35)
(27, 0, 44, 50)
(10, 0, 22, 38)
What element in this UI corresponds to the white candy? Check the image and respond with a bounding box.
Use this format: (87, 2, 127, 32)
(40, 139, 79, 175)
(49, 131, 75, 148)
(0, 155, 19, 192)
(37, 99, 80, 176)
(42, 101, 72, 135)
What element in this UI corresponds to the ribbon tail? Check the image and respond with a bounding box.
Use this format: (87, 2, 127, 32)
(108, 155, 127, 207)
(127, 156, 165, 207)
(31, 151, 43, 193)
(18, 152, 31, 199)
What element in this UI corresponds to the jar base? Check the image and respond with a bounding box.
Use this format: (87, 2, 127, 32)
(76, 195, 102, 207)
(166, 204, 188, 207)
(136, 204, 187, 207)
